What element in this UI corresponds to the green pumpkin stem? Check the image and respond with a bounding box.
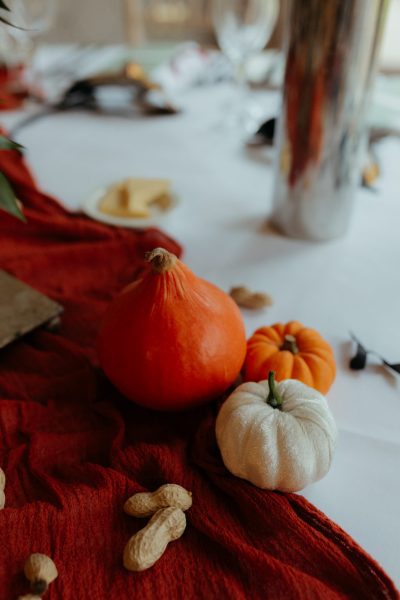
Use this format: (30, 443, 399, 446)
(266, 371, 284, 410)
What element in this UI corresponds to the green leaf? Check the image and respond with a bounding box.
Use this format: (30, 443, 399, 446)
(0, 135, 24, 153)
(0, 1, 10, 11)
(0, 171, 26, 221)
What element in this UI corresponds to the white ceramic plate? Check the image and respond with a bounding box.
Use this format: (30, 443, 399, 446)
(81, 185, 180, 229)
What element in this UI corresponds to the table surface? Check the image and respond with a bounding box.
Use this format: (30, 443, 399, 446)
(2, 60, 400, 587)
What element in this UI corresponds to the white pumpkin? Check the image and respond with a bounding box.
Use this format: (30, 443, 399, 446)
(215, 374, 337, 492)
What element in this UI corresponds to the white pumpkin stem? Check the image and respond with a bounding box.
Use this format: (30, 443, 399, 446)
(267, 371, 283, 410)
(145, 248, 177, 274)
(281, 334, 299, 354)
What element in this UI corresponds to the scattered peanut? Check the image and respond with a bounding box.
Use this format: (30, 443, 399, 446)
(124, 483, 192, 517)
(123, 507, 186, 572)
(24, 553, 58, 595)
(230, 286, 273, 310)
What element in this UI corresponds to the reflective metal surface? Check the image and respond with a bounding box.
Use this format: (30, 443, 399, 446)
(271, 0, 388, 241)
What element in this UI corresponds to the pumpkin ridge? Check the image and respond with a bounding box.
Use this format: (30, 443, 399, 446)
(222, 402, 272, 476)
(244, 346, 280, 381)
(296, 329, 332, 349)
(292, 356, 314, 388)
(301, 354, 336, 391)
(254, 328, 282, 344)
(298, 340, 333, 356)
(274, 415, 299, 489)
(311, 352, 333, 365)
(301, 351, 336, 382)
(294, 410, 337, 447)
(247, 408, 278, 477)
(284, 321, 304, 337)
(300, 348, 334, 360)
(301, 352, 334, 371)
(146, 263, 192, 301)
(267, 352, 294, 382)
(247, 340, 278, 351)
(255, 343, 280, 356)
(272, 323, 286, 339)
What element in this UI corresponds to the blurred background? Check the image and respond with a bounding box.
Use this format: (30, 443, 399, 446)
(42, 0, 399, 71)
(1, 0, 395, 64)
(1, 0, 397, 123)
(45, 0, 283, 47)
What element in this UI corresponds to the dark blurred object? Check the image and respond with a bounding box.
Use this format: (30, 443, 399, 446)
(9, 63, 179, 136)
(246, 117, 275, 147)
(349, 332, 400, 376)
(349, 333, 368, 370)
(58, 68, 178, 114)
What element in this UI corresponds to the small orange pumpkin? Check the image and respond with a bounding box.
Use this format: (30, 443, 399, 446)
(243, 321, 336, 394)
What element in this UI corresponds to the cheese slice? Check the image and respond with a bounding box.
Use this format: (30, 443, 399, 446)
(99, 178, 171, 218)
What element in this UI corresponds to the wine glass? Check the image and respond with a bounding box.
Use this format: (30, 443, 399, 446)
(9, 0, 58, 97)
(212, 0, 279, 129)
(11, 0, 57, 37)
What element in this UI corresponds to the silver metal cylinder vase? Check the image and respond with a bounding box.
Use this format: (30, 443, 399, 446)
(271, 0, 389, 241)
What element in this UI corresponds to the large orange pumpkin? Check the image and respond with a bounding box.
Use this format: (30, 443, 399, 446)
(243, 321, 336, 394)
(98, 248, 247, 411)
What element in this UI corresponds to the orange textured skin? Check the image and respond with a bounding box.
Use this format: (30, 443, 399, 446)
(98, 257, 247, 411)
(243, 321, 336, 394)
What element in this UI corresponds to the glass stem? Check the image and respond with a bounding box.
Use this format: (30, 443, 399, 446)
(234, 60, 248, 106)
(24, 37, 43, 101)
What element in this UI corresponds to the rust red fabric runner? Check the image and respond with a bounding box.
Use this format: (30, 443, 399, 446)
(0, 66, 27, 111)
(0, 147, 398, 599)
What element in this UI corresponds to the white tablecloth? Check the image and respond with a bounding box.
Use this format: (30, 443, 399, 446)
(2, 80, 400, 587)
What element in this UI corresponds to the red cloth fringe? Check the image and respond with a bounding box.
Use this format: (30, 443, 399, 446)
(0, 147, 398, 599)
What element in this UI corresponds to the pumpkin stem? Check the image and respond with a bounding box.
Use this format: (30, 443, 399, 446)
(266, 371, 284, 410)
(281, 334, 299, 354)
(145, 247, 177, 274)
